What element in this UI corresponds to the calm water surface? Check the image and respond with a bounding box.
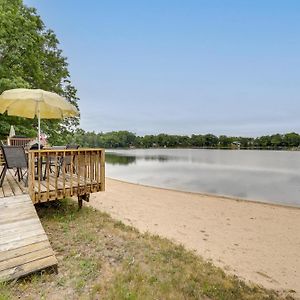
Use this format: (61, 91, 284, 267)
(106, 149, 300, 207)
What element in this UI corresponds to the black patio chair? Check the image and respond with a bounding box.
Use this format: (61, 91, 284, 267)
(0, 146, 28, 187)
(57, 144, 79, 176)
(45, 146, 66, 175)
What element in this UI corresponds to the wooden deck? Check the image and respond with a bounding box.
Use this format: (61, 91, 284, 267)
(0, 148, 105, 281)
(0, 167, 103, 202)
(28, 149, 105, 204)
(0, 169, 27, 198)
(0, 194, 57, 281)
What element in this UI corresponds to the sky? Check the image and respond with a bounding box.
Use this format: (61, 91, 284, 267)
(24, 0, 300, 137)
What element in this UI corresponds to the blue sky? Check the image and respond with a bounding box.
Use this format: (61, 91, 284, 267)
(25, 0, 300, 136)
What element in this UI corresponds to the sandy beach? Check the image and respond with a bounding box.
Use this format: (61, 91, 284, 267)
(88, 178, 300, 297)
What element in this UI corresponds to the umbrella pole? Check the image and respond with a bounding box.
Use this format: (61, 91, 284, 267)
(38, 103, 41, 150)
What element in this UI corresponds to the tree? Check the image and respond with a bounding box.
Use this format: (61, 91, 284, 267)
(203, 134, 218, 147)
(219, 135, 233, 148)
(0, 0, 79, 143)
(270, 134, 283, 148)
(283, 132, 300, 148)
(190, 134, 204, 147)
(254, 135, 271, 148)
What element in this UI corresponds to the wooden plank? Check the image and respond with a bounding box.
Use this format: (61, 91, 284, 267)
(0, 255, 57, 281)
(54, 151, 58, 200)
(0, 194, 57, 281)
(0, 194, 31, 205)
(0, 195, 31, 206)
(70, 152, 74, 195)
(84, 150, 87, 194)
(39, 179, 56, 192)
(100, 150, 105, 191)
(0, 187, 4, 198)
(0, 226, 45, 245)
(34, 183, 47, 193)
(96, 150, 100, 186)
(0, 215, 36, 227)
(62, 151, 66, 196)
(46, 155, 50, 200)
(0, 201, 34, 213)
(28, 151, 36, 202)
(0, 208, 35, 221)
(0, 241, 50, 263)
(0, 200, 27, 208)
(0, 218, 39, 232)
(0, 222, 44, 241)
(2, 179, 14, 197)
(37, 152, 41, 201)
(65, 173, 94, 185)
(0, 247, 54, 272)
(0, 234, 48, 252)
(6, 170, 26, 195)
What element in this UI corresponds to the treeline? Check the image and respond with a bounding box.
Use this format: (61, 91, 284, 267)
(66, 130, 300, 150)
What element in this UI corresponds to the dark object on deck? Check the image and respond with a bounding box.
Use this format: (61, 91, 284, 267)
(66, 144, 79, 150)
(0, 146, 28, 187)
(30, 143, 44, 150)
(57, 144, 79, 176)
(47, 146, 66, 174)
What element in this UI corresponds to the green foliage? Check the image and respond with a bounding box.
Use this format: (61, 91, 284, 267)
(0, 0, 79, 142)
(66, 129, 300, 150)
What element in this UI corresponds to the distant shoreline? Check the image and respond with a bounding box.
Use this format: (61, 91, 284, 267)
(74, 130, 300, 150)
(107, 146, 300, 151)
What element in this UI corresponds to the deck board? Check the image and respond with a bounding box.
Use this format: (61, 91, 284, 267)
(0, 194, 57, 281)
(0, 168, 101, 203)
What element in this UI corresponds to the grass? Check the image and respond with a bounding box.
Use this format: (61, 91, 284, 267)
(0, 199, 295, 300)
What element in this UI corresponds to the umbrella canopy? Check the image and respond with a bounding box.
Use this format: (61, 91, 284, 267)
(0, 88, 79, 149)
(0, 88, 78, 119)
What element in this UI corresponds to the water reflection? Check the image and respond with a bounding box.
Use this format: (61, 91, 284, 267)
(105, 149, 300, 206)
(144, 155, 170, 162)
(106, 152, 175, 165)
(106, 153, 136, 165)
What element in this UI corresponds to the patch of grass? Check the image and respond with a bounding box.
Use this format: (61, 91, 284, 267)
(0, 282, 11, 300)
(0, 199, 295, 299)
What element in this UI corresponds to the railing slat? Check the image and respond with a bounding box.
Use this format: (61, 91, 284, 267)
(96, 150, 100, 188)
(28, 148, 105, 203)
(62, 151, 66, 196)
(100, 150, 105, 191)
(54, 151, 58, 200)
(37, 152, 41, 202)
(46, 152, 50, 200)
(70, 152, 73, 196)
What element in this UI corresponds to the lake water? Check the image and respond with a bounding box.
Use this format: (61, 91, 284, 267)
(105, 149, 300, 207)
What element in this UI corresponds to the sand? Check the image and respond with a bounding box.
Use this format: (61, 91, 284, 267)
(88, 178, 300, 296)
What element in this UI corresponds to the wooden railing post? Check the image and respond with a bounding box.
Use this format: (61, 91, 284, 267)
(28, 151, 36, 202)
(100, 149, 105, 191)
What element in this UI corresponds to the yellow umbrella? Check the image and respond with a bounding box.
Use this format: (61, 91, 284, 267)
(0, 88, 79, 149)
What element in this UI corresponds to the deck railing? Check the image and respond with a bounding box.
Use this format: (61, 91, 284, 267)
(0, 150, 4, 166)
(28, 148, 105, 203)
(8, 137, 35, 147)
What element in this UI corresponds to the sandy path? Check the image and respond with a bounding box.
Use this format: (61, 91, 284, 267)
(88, 178, 300, 296)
